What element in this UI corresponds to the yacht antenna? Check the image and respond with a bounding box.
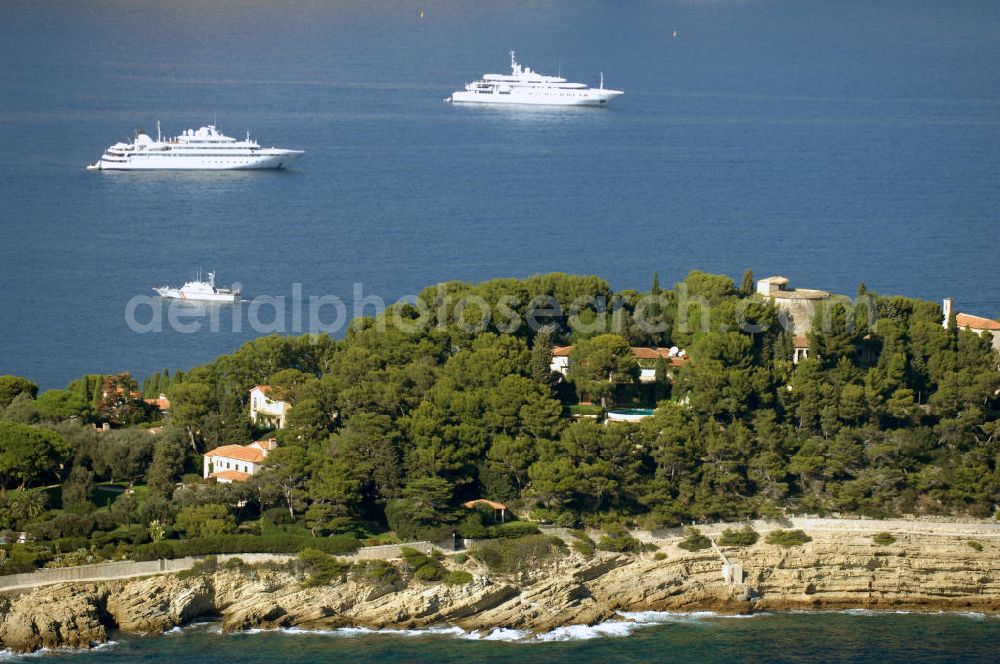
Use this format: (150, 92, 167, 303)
(156, 120, 161, 142)
(600, 71, 604, 89)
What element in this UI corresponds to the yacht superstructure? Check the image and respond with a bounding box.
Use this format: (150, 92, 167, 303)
(88, 123, 303, 170)
(448, 51, 623, 107)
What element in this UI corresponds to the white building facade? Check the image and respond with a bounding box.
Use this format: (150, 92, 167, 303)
(203, 439, 278, 483)
(249, 385, 290, 428)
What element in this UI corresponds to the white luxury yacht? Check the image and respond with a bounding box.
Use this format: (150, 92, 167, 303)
(448, 51, 623, 107)
(153, 270, 240, 302)
(88, 122, 303, 170)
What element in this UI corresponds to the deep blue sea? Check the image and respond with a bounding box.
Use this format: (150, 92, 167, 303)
(2, 0, 1000, 390)
(8, 612, 999, 663)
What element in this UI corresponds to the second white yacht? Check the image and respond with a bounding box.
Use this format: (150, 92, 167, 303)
(448, 51, 623, 107)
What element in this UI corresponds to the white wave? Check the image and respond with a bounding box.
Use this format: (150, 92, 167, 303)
(215, 610, 759, 644)
(0, 641, 118, 660)
(468, 628, 532, 642)
(165, 621, 218, 635)
(534, 621, 641, 641)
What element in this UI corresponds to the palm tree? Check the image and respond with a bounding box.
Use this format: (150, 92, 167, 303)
(8, 490, 47, 524)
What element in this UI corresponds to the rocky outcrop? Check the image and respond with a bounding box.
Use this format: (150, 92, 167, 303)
(1, 529, 997, 653)
(0, 584, 109, 652)
(105, 574, 216, 634)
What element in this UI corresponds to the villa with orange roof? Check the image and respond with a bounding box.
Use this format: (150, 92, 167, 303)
(249, 385, 290, 428)
(943, 298, 1000, 351)
(203, 438, 278, 483)
(550, 345, 688, 383)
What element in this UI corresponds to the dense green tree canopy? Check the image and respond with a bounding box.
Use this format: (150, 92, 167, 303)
(2, 271, 998, 554)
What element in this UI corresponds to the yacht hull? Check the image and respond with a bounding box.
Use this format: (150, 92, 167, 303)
(153, 288, 238, 302)
(450, 90, 622, 106)
(95, 151, 302, 171)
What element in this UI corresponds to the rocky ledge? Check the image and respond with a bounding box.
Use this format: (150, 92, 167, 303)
(2, 530, 997, 653)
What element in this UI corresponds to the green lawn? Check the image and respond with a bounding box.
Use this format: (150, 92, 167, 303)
(567, 404, 604, 417)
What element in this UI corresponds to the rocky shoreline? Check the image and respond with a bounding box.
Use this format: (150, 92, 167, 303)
(2, 528, 998, 654)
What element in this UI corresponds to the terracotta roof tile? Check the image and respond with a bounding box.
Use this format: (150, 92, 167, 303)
(957, 313, 1000, 332)
(251, 438, 279, 451)
(210, 470, 251, 482)
(205, 444, 267, 463)
(463, 499, 506, 510)
(553, 345, 689, 365)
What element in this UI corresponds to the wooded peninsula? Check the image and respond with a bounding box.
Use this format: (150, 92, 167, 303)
(1, 270, 998, 573)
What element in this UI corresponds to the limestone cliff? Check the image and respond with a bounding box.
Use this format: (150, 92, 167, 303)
(1, 530, 997, 654)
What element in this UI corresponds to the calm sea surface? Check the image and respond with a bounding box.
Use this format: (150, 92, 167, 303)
(10, 613, 999, 663)
(1, 0, 999, 388)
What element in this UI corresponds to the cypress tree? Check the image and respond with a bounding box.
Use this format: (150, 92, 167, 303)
(531, 327, 555, 385)
(651, 272, 661, 296)
(91, 377, 103, 419)
(740, 269, 754, 296)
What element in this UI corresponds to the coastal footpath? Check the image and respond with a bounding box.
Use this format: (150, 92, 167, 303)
(1, 519, 998, 653)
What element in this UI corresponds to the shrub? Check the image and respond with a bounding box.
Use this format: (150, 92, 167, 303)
(555, 512, 578, 528)
(297, 548, 348, 587)
(0, 545, 51, 575)
(224, 557, 246, 570)
(453, 553, 468, 564)
(52, 536, 90, 553)
(487, 522, 540, 539)
(384, 496, 456, 543)
(677, 527, 712, 552)
(177, 555, 218, 580)
(261, 507, 295, 526)
(444, 570, 473, 585)
(967, 540, 983, 552)
(362, 559, 401, 585)
(174, 504, 236, 539)
(132, 534, 360, 560)
(765, 529, 812, 548)
(569, 530, 596, 558)
(653, 552, 667, 561)
(471, 535, 566, 574)
(872, 532, 896, 546)
(718, 525, 759, 547)
(458, 514, 488, 539)
(414, 564, 443, 581)
(401, 546, 445, 582)
(597, 525, 642, 553)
